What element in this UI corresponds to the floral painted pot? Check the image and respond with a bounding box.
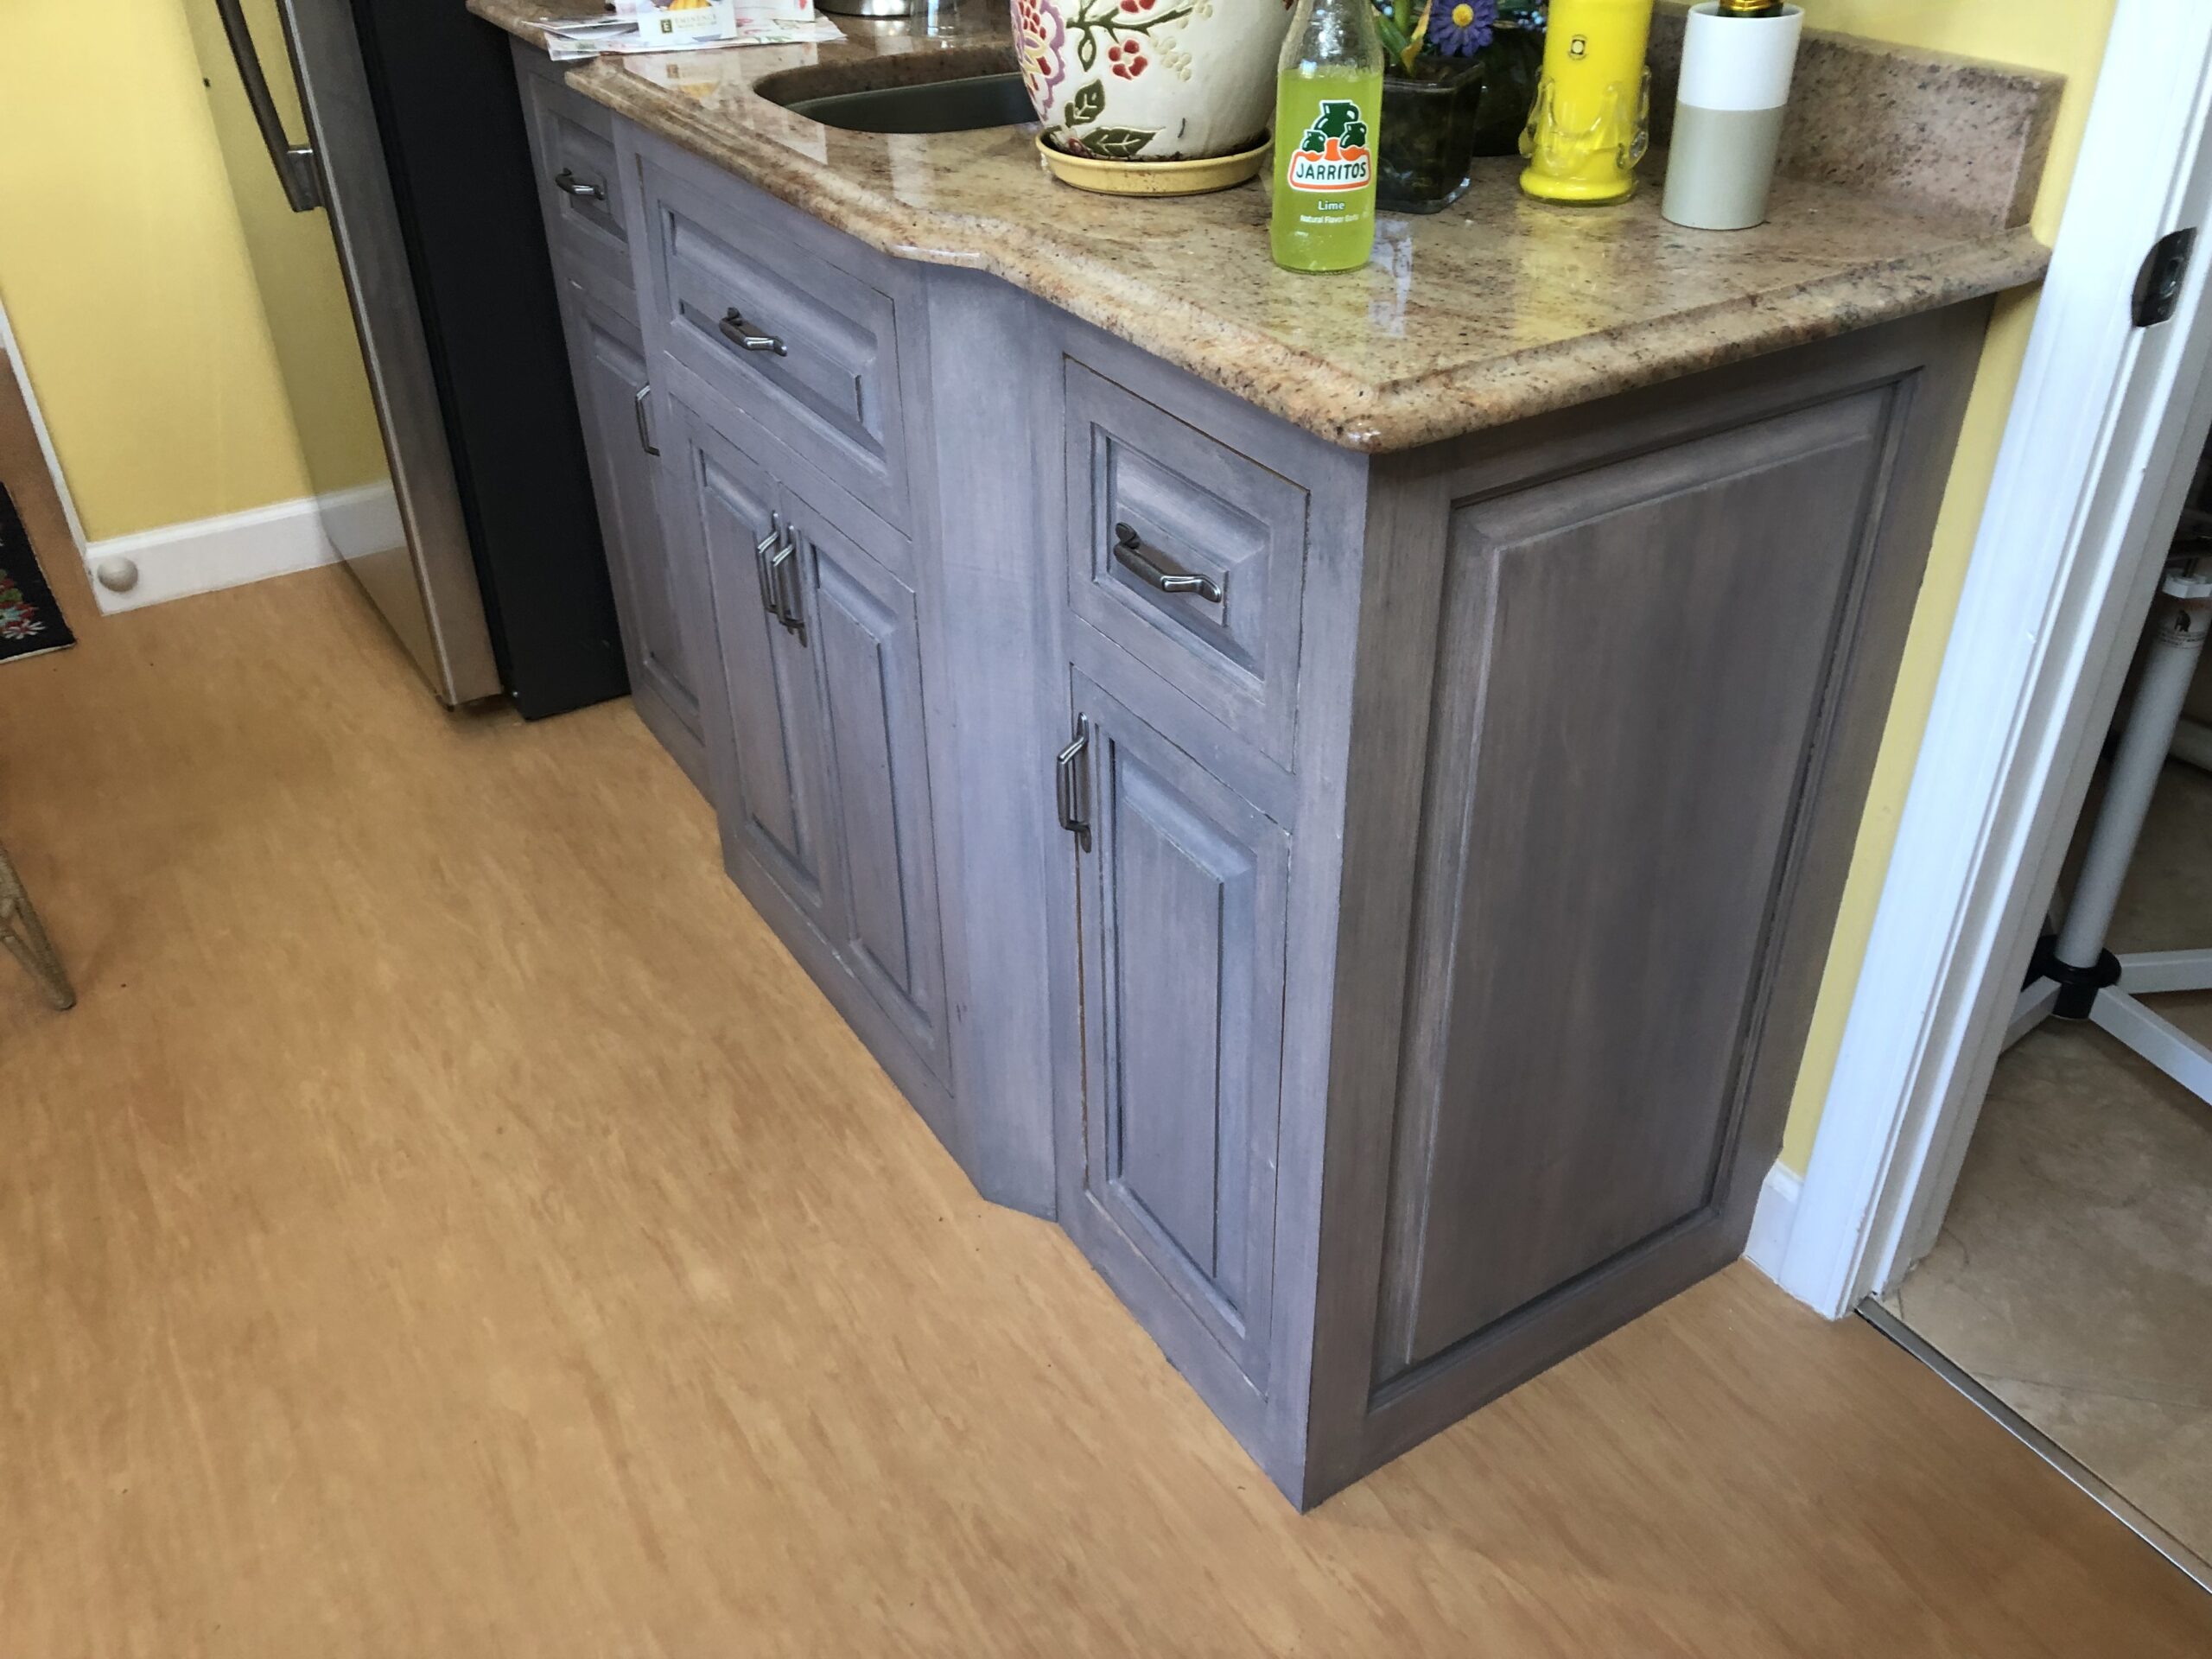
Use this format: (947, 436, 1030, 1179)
(1014, 0, 1294, 161)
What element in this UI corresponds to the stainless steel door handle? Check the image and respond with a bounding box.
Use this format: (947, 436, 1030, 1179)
(1056, 716, 1092, 852)
(213, 0, 322, 213)
(768, 534, 807, 640)
(753, 513, 785, 617)
(554, 168, 606, 201)
(1112, 523, 1224, 603)
(632, 385, 659, 456)
(718, 309, 788, 357)
(751, 513, 806, 639)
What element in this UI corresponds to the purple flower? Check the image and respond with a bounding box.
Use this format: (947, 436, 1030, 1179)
(1427, 0, 1496, 55)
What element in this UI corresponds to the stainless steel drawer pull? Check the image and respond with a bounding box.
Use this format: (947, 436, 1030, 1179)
(1056, 716, 1092, 852)
(1112, 522, 1224, 603)
(719, 309, 788, 357)
(632, 385, 659, 457)
(554, 168, 605, 200)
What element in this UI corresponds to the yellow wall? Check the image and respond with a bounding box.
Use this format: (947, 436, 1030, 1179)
(176, 0, 390, 510)
(0, 0, 355, 542)
(1778, 0, 2120, 1172)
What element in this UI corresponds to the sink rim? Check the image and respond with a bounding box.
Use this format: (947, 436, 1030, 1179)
(774, 71, 1039, 135)
(753, 44, 1027, 117)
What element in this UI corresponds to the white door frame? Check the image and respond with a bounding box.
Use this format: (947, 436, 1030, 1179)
(0, 294, 89, 560)
(1767, 0, 2212, 1319)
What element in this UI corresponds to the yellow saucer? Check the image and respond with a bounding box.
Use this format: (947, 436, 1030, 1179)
(1036, 135, 1268, 198)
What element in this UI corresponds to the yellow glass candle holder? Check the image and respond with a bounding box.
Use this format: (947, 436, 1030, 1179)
(1519, 0, 1655, 204)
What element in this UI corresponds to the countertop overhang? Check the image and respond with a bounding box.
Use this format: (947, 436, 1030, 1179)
(473, 0, 2056, 452)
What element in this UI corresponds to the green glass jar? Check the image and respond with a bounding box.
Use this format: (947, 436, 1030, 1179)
(1376, 60, 1484, 213)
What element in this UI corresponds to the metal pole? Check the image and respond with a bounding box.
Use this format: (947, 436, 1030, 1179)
(2053, 562, 2212, 969)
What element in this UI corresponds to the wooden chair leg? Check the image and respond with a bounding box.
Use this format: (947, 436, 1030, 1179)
(0, 840, 75, 1011)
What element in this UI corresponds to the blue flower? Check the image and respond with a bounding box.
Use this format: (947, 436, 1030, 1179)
(1427, 0, 1497, 55)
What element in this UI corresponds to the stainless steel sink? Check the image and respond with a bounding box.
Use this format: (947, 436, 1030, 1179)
(756, 53, 1035, 134)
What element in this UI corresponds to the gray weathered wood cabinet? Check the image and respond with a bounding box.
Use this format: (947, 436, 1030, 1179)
(662, 397, 956, 1120)
(515, 54, 709, 794)
(511, 44, 1985, 1510)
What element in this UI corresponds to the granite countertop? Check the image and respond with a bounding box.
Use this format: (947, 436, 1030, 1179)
(473, 0, 2056, 453)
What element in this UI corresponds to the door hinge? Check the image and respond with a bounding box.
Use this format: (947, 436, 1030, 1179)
(1056, 716, 1092, 852)
(2134, 227, 2196, 328)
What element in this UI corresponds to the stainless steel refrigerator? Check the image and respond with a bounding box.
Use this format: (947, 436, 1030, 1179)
(193, 0, 627, 717)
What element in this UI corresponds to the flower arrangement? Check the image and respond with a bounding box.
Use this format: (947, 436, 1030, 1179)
(1370, 0, 1544, 210)
(1375, 0, 1498, 73)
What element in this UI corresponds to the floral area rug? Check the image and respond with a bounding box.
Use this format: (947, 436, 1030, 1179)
(0, 479, 73, 665)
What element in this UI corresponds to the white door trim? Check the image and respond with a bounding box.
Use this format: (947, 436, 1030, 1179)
(0, 294, 91, 559)
(1769, 0, 2212, 1318)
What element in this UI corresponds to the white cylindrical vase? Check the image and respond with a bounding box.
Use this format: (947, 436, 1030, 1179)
(1662, 3, 1803, 231)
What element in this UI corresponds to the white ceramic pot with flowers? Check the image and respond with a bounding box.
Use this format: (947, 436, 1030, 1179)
(1014, 0, 1295, 160)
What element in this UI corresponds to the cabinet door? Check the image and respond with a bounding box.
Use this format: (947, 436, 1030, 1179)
(568, 296, 709, 791)
(802, 514, 952, 1083)
(1063, 673, 1290, 1408)
(675, 407, 839, 933)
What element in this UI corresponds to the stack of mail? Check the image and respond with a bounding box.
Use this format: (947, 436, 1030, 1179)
(539, 2, 839, 60)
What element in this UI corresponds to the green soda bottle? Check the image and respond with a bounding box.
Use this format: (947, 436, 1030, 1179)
(1269, 0, 1384, 272)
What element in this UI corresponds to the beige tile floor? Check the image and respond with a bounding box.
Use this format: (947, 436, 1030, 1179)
(1891, 755, 2212, 1569)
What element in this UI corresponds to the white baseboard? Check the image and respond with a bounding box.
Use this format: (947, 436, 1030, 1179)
(82, 482, 397, 615)
(1744, 1160, 1803, 1287)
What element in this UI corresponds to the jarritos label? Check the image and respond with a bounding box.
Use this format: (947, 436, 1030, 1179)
(1285, 99, 1372, 193)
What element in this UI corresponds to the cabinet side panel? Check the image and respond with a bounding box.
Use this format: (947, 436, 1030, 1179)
(1300, 305, 1990, 1505)
(1379, 392, 1888, 1376)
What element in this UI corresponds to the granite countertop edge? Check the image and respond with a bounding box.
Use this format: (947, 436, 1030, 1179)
(572, 59, 2048, 453)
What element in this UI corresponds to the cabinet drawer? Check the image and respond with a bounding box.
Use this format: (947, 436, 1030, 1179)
(517, 57, 636, 310)
(1065, 360, 1310, 769)
(642, 152, 909, 528)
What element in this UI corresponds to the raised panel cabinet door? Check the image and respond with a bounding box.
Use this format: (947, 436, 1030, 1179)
(1064, 672, 1290, 1408)
(569, 296, 709, 791)
(673, 404, 839, 933)
(801, 512, 952, 1083)
(1373, 386, 1897, 1382)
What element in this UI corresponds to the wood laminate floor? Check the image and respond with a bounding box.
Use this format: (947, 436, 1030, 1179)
(3, 542, 2209, 1654)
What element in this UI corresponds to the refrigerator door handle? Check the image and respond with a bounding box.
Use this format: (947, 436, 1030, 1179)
(213, 0, 324, 213)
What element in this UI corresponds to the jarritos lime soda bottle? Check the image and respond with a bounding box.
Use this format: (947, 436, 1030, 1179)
(1269, 0, 1384, 272)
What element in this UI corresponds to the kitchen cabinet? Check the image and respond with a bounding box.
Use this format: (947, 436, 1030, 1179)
(1059, 671, 1292, 1447)
(563, 296, 710, 791)
(672, 406, 839, 937)
(804, 512, 952, 1084)
(663, 394, 956, 1126)
(515, 46, 710, 793)
(497, 47, 2002, 1510)
(1026, 312, 1983, 1505)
